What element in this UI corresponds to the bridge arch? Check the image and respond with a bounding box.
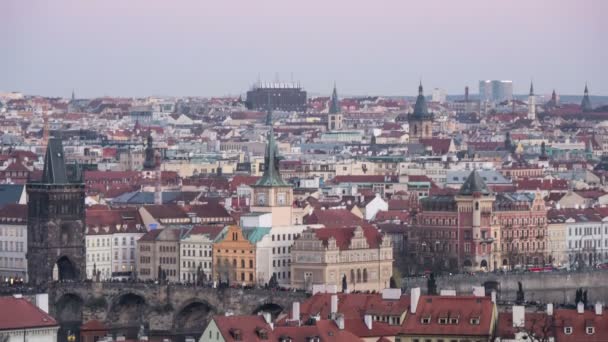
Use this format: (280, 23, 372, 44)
(107, 292, 149, 327)
(55, 293, 84, 342)
(252, 302, 284, 319)
(173, 298, 217, 333)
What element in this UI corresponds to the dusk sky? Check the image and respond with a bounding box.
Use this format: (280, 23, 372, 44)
(2, 0, 606, 98)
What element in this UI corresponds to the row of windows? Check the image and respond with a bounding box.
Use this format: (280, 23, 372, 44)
(0, 241, 24, 252)
(0, 227, 24, 237)
(182, 249, 211, 257)
(160, 245, 177, 253)
(0, 256, 25, 269)
(272, 259, 290, 267)
(160, 257, 176, 265)
(183, 260, 210, 269)
(271, 233, 300, 242)
(569, 226, 607, 236)
(272, 246, 291, 254)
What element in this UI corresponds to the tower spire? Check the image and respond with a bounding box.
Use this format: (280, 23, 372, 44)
(529, 81, 534, 96)
(329, 82, 340, 114)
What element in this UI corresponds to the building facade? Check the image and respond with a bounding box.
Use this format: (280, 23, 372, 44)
(0, 204, 27, 282)
(213, 225, 256, 285)
(246, 82, 307, 112)
(291, 225, 393, 292)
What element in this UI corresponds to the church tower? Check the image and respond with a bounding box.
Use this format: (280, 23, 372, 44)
(27, 138, 86, 285)
(250, 108, 293, 226)
(581, 83, 593, 112)
(528, 82, 536, 121)
(327, 83, 343, 131)
(143, 133, 162, 205)
(408, 82, 433, 142)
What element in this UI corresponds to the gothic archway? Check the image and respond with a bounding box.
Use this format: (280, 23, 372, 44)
(174, 300, 215, 333)
(55, 256, 78, 281)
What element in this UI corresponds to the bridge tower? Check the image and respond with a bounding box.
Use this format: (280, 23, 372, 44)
(27, 137, 86, 285)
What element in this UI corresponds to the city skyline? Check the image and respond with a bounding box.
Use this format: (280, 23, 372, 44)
(2, 0, 607, 98)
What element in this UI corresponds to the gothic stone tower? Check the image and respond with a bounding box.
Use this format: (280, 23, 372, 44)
(27, 138, 86, 285)
(408, 82, 434, 142)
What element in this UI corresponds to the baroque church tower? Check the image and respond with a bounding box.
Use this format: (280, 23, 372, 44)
(528, 82, 536, 121)
(408, 82, 434, 142)
(27, 138, 86, 284)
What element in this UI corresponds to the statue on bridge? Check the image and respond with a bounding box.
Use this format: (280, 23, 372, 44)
(516, 281, 525, 304)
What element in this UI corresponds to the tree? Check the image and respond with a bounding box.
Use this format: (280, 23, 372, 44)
(342, 274, 348, 293)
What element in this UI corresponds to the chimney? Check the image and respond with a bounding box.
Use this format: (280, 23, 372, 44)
(465, 86, 469, 102)
(595, 302, 603, 316)
(577, 302, 584, 314)
(411, 287, 421, 314)
(512, 306, 525, 328)
(335, 313, 345, 330)
(364, 314, 373, 330)
(491, 290, 497, 304)
(331, 294, 338, 318)
(292, 302, 300, 322)
(547, 303, 554, 316)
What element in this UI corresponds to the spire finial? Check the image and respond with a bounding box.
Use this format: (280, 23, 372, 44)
(418, 79, 423, 96)
(584, 82, 589, 94)
(529, 80, 534, 96)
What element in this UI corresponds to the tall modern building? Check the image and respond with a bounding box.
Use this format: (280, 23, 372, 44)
(246, 81, 307, 112)
(479, 80, 513, 103)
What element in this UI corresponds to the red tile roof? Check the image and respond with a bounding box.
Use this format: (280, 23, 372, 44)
(297, 292, 410, 321)
(212, 314, 275, 341)
(419, 138, 453, 155)
(275, 320, 364, 341)
(553, 308, 608, 342)
(312, 226, 384, 250)
(0, 296, 58, 330)
(303, 209, 364, 227)
(401, 295, 494, 337)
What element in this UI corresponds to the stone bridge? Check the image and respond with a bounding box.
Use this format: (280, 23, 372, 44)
(403, 269, 608, 305)
(48, 282, 309, 337)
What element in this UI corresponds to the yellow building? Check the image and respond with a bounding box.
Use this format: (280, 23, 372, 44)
(212, 226, 256, 285)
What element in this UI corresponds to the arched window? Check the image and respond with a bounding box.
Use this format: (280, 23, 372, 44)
(475, 202, 479, 210)
(357, 269, 361, 283)
(241, 259, 245, 268)
(233, 259, 237, 268)
(249, 260, 253, 268)
(350, 269, 355, 283)
(363, 269, 368, 282)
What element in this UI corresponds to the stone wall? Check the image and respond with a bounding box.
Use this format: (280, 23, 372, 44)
(402, 269, 608, 304)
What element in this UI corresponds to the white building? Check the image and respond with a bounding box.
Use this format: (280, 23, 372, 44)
(85, 209, 147, 280)
(244, 224, 323, 286)
(432, 88, 447, 104)
(563, 211, 608, 268)
(179, 226, 224, 283)
(0, 204, 27, 282)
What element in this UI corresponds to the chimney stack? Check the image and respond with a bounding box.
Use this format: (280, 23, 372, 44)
(465, 86, 469, 102)
(364, 314, 373, 330)
(491, 290, 496, 303)
(595, 302, 603, 316)
(335, 313, 345, 330)
(547, 303, 553, 316)
(411, 287, 421, 314)
(512, 306, 525, 328)
(292, 302, 300, 322)
(577, 302, 584, 314)
(331, 294, 338, 318)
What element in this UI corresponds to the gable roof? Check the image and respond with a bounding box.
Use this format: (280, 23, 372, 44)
(0, 296, 58, 330)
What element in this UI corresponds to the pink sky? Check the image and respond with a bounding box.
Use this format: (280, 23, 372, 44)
(2, 0, 606, 97)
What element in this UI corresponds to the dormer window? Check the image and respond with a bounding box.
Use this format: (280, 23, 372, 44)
(421, 316, 431, 324)
(564, 327, 572, 335)
(438, 317, 448, 324)
(450, 318, 459, 324)
(586, 327, 595, 335)
(470, 317, 480, 325)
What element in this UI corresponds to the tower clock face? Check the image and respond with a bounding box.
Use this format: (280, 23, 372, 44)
(258, 193, 266, 205)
